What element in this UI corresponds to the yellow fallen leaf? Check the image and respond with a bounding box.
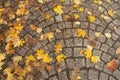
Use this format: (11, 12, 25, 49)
(56, 54, 66, 62)
(36, 27, 42, 33)
(76, 28, 86, 38)
(45, 14, 50, 20)
(88, 15, 95, 23)
(39, 35, 44, 41)
(101, 14, 110, 20)
(56, 29, 61, 33)
(78, 7, 84, 12)
(38, 0, 44, 3)
(87, 45, 93, 51)
(36, 49, 44, 60)
(74, 0, 81, 5)
(108, 10, 116, 16)
(104, 33, 111, 38)
(116, 47, 120, 54)
(0, 53, 6, 61)
(43, 53, 52, 63)
(55, 43, 62, 53)
(53, 5, 63, 14)
(91, 56, 100, 64)
(74, 14, 80, 19)
(75, 21, 80, 25)
(25, 54, 36, 65)
(0, 62, 4, 70)
(14, 23, 23, 31)
(44, 32, 54, 41)
(30, 24, 36, 30)
(12, 56, 22, 63)
(84, 48, 92, 59)
(13, 39, 25, 47)
(95, 32, 101, 37)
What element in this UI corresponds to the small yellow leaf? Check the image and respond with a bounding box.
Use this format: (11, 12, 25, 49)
(44, 32, 54, 41)
(36, 49, 44, 60)
(38, 0, 44, 3)
(45, 14, 50, 20)
(108, 10, 116, 16)
(25, 54, 36, 65)
(12, 56, 22, 63)
(84, 48, 92, 59)
(56, 29, 61, 33)
(75, 21, 80, 25)
(55, 43, 62, 53)
(116, 47, 120, 54)
(95, 32, 101, 37)
(13, 39, 25, 47)
(0, 53, 6, 61)
(74, 0, 81, 5)
(88, 15, 95, 23)
(36, 27, 42, 33)
(39, 35, 44, 41)
(74, 14, 80, 19)
(56, 54, 66, 62)
(14, 23, 23, 31)
(53, 5, 63, 14)
(104, 33, 111, 38)
(30, 24, 36, 30)
(87, 45, 93, 51)
(78, 7, 84, 12)
(0, 62, 4, 70)
(91, 56, 100, 64)
(76, 28, 86, 38)
(43, 53, 52, 63)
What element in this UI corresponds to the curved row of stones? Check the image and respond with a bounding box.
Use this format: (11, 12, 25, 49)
(16, 0, 120, 80)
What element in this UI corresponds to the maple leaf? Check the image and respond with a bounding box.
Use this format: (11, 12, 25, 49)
(54, 43, 62, 53)
(91, 56, 100, 64)
(74, 14, 80, 19)
(116, 47, 120, 54)
(56, 54, 66, 62)
(106, 60, 118, 71)
(76, 28, 86, 38)
(25, 54, 36, 65)
(44, 32, 54, 41)
(53, 5, 63, 14)
(14, 23, 23, 31)
(88, 15, 95, 23)
(84, 48, 92, 59)
(13, 39, 25, 47)
(36, 49, 44, 60)
(43, 53, 52, 63)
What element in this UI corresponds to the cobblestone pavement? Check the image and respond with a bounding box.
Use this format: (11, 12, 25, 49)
(9, 0, 120, 80)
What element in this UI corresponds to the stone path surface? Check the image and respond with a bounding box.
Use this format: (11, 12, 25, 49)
(21, 0, 120, 80)
(1, 0, 120, 80)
